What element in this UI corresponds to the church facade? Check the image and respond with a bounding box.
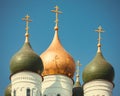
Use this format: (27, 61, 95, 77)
(5, 6, 114, 96)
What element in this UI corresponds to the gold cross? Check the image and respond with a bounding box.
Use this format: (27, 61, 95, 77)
(95, 26, 104, 44)
(76, 60, 81, 76)
(22, 14, 32, 33)
(51, 6, 62, 29)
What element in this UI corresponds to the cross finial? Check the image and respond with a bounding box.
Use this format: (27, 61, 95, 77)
(51, 6, 62, 30)
(76, 60, 81, 76)
(75, 60, 81, 83)
(22, 14, 32, 43)
(95, 25, 104, 52)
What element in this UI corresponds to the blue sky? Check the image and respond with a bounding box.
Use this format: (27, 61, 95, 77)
(0, 0, 120, 96)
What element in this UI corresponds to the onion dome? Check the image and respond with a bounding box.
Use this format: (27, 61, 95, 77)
(40, 6, 75, 78)
(10, 15, 43, 75)
(4, 84, 11, 96)
(73, 61, 83, 96)
(82, 26, 114, 83)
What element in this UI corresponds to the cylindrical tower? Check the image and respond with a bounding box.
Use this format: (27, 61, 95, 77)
(10, 15, 43, 96)
(40, 6, 75, 96)
(82, 26, 115, 96)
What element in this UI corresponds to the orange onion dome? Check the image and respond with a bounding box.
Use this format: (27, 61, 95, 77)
(40, 30, 75, 78)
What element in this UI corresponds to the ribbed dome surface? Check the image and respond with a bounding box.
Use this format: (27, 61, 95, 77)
(4, 84, 11, 96)
(82, 52, 114, 83)
(10, 42, 43, 75)
(40, 31, 75, 78)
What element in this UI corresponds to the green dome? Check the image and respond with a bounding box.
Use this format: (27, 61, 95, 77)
(4, 84, 11, 96)
(10, 42, 43, 75)
(82, 52, 114, 83)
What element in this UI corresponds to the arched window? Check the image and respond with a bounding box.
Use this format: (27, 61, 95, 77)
(26, 88, 30, 96)
(13, 90, 16, 96)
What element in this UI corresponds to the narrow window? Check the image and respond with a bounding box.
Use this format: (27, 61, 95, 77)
(27, 88, 30, 96)
(57, 94, 60, 96)
(13, 90, 16, 96)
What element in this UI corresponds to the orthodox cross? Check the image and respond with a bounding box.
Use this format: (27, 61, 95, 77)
(51, 6, 62, 29)
(95, 26, 104, 45)
(76, 60, 81, 77)
(22, 14, 32, 42)
(22, 14, 32, 34)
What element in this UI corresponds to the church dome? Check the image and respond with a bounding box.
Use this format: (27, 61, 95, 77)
(40, 6, 75, 78)
(82, 52, 114, 83)
(40, 31, 75, 78)
(4, 84, 11, 96)
(10, 42, 43, 75)
(10, 15, 43, 75)
(82, 26, 114, 83)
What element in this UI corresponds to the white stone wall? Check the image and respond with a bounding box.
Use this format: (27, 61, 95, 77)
(83, 79, 114, 96)
(11, 71, 42, 96)
(42, 75, 73, 96)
